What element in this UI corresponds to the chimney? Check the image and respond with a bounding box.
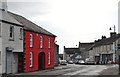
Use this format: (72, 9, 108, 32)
(0, 0, 7, 11)
(101, 36, 106, 39)
(94, 39, 101, 43)
(110, 32, 116, 37)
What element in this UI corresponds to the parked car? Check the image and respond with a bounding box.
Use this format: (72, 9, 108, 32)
(85, 61, 95, 65)
(60, 60, 67, 65)
(85, 57, 95, 65)
(67, 60, 74, 64)
(78, 60, 85, 64)
(75, 60, 85, 64)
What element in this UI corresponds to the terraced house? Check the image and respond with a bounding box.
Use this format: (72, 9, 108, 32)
(0, 1, 56, 74)
(0, 2, 24, 74)
(9, 12, 56, 72)
(89, 33, 120, 64)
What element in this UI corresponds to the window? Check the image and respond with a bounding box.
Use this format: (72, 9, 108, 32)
(19, 28, 23, 40)
(48, 52, 50, 65)
(0, 23, 1, 37)
(0, 51, 1, 64)
(48, 38, 50, 48)
(30, 34, 33, 47)
(117, 44, 120, 50)
(40, 36, 43, 48)
(30, 52, 33, 67)
(10, 26, 14, 40)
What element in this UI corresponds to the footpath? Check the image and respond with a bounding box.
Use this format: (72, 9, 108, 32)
(98, 64, 120, 77)
(99, 64, 119, 75)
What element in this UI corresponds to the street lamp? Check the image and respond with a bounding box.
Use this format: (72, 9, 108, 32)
(109, 25, 116, 32)
(109, 25, 117, 63)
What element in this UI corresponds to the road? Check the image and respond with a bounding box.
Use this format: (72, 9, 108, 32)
(11, 64, 118, 77)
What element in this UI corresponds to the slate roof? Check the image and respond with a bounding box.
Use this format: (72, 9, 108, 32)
(0, 10, 22, 26)
(94, 34, 120, 47)
(79, 42, 94, 51)
(64, 48, 80, 54)
(8, 11, 56, 36)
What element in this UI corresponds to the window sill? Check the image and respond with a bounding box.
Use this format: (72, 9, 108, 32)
(9, 38, 14, 41)
(29, 66, 33, 68)
(40, 47, 43, 49)
(30, 47, 33, 48)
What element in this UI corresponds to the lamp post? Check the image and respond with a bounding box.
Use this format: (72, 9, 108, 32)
(109, 25, 116, 32)
(109, 25, 117, 63)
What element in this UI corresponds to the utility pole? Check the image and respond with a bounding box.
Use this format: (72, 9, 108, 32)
(109, 25, 117, 63)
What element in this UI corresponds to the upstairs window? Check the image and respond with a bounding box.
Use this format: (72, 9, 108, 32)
(40, 36, 43, 48)
(30, 34, 33, 47)
(0, 23, 1, 37)
(0, 51, 1, 65)
(10, 26, 14, 40)
(29, 52, 33, 67)
(48, 38, 50, 48)
(19, 28, 23, 40)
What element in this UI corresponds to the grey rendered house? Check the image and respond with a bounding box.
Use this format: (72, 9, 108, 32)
(54, 43, 59, 66)
(89, 33, 120, 64)
(64, 42, 94, 61)
(64, 46, 81, 61)
(0, 2, 23, 74)
(79, 42, 94, 60)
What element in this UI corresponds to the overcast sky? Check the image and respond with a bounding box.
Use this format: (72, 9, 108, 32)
(6, 0, 120, 54)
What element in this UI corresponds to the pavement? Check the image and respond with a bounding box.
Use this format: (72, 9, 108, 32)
(99, 64, 119, 75)
(54, 65, 71, 70)
(1, 64, 120, 77)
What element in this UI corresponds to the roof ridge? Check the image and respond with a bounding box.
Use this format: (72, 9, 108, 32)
(8, 11, 56, 36)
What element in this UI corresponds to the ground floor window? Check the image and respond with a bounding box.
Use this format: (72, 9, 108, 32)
(30, 52, 33, 67)
(48, 52, 50, 65)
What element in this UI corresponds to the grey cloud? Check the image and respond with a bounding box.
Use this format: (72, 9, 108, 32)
(7, 1, 52, 18)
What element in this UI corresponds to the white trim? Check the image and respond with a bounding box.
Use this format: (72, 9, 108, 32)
(0, 51, 2, 65)
(0, 22, 1, 37)
(40, 36, 43, 48)
(48, 38, 50, 48)
(48, 52, 50, 65)
(19, 28, 23, 40)
(30, 34, 33, 47)
(12, 50, 23, 52)
(30, 52, 33, 67)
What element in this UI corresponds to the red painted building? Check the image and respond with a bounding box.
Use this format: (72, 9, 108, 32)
(8, 12, 56, 72)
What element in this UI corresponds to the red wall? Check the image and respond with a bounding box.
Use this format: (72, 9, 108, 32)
(24, 31, 55, 72)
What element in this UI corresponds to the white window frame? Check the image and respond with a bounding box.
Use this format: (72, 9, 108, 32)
(19, 28, 23, 40)
(10, 26, 14, 40)
(30, 52, 33, 67)
(0, 23, 1, 37)
(0, 51, 2, 65)
(48, 38, 50, 48)
(40, 36, 43, 48)
(48, 52, 50, 65)
(30, 34, 33, 47)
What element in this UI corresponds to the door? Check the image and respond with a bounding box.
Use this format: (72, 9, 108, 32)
(6, 52, 12, 74)
(18, 53, 24, 73)
(95, 56, 100, 64)
(38, 52, 45, 70)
